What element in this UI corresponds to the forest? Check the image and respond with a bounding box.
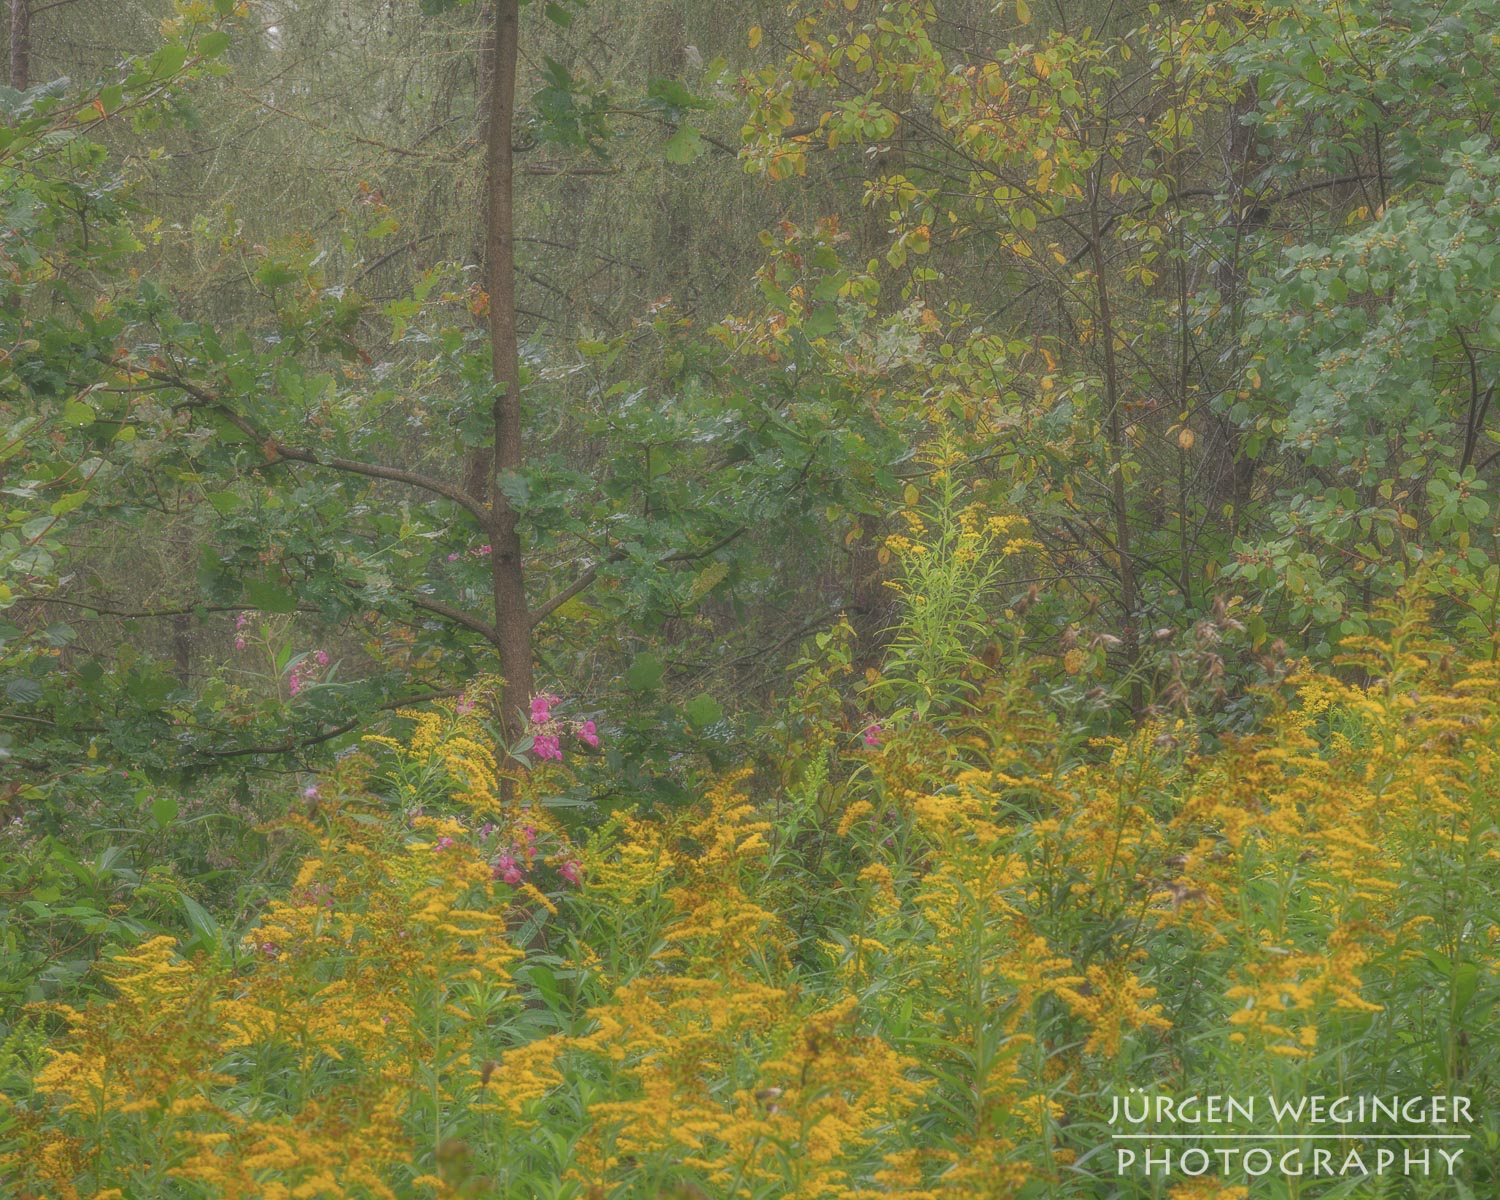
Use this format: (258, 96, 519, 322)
(3, 0, 1500, 1196)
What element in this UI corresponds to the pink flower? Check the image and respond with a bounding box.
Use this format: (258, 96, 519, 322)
(492, 853, 523, 885)
(576, 720, 600, 748)
(863, 722, 882, 747)
(529, 693, 558, 724)
(234, 637, 246, 651)
(456, 693, 474, 716)
(289, 675, 302, 697)
(533, 732, 562, 761)
(302, 785, 319, 800)
(447, 552, 460, 562)
(559, 860, 581, 886)
(474, 544, 492, 557)
(236, 612, 250, 629)
(435, 836, 456, 851)
(315, 650, 330, 666)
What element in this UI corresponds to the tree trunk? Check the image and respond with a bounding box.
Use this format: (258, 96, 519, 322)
(486, 0, 533, 737)
(1209, 82, 1263, 537)
(1088, 167, 1141, 714)
(9, 0, 29, 91)
(464, 0, 497, 503)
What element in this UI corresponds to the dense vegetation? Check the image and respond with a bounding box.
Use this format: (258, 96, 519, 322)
(3, 0, 1499, 1196)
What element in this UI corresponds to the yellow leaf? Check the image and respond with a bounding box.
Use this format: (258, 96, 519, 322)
(903, 484, 920, 506)
(844, 0, 860, 9)
(749, 25, 762, 48)
(1016, 0, 1031, 23)
(876, 546, 891, 565)
(865, 667, 881, 685)
(1178, 428, 1195, 451)
(1400, 512, 1418, 530)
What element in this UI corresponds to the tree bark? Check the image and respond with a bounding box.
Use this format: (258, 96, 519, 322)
(1088, 165, 1141, 714)
(9, 0, 29, 91)
(1209, 82, 1263, 536)
(486, 0, 534, 736)
(464, 0, 498, 503)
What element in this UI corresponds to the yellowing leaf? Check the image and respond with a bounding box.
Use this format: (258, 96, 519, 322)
(1178, 428, 1195, 451)
(1015, 0, 1031, 23)
(749, 25, 763, 48)
(903, 484, 920, 506)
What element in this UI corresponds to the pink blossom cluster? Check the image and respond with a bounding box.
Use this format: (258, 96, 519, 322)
(234, 611, 250, 651)
(490, 823, 537, 885)
(446, 544, 493, 562)
(863, 721, 882, 747)
(287, 650, 330, 697)
(481, 821, 582, 888)
(527, 692, 602, 762)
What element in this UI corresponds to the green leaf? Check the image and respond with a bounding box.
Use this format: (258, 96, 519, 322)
(204, 491, 242, 516)
(61, 400, 95, 426)
(49, 490, 88, 517)
(625, 651, 664, 692)
(149, 44, 189, 78)
(152, 794, 179, 827)
(545, 2, 572, 26)
(684, 693, 723, 728)
(1453, 962, 1480, 1017)
(197, 31, 231, 59)
(4, 678, 42, 704)
(496, 470, 531, 510)
(665, 123, 705, 164)
(246, 575, 298, 614)
(179, 892, 220, 949)
(803, 304, 838, 339)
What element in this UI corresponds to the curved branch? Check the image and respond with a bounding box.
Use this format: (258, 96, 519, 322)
(137, 366, 492, 526)
(407, 594, 502, 647)
(530, 527, 749, 628)
(198, 687, 466, 759)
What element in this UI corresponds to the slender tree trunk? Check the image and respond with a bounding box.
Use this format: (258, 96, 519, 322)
(1088, 167, 1141, 714)
(486, 0, 533, 736)
(465, 0, 497, 503)
(9, 0, 30, 91)
(1210, 82, 1262, 537)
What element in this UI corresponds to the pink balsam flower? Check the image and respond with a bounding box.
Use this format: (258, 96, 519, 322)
(492, 853, 523, 885)
(576, 720, 600, 748)
(529, 693, 559, 724)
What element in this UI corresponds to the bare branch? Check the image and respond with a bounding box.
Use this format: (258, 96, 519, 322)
(135, 366, 492, 526)
(408, 594, 502, 647)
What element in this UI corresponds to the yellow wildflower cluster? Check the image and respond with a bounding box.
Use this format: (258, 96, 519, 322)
(6, 596, 1499, 1198)
(7, 793, 520, 1199)
(481, 773, 928, 1198)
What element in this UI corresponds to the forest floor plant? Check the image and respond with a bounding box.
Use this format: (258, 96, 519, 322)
(2, 492, 1498, 1199)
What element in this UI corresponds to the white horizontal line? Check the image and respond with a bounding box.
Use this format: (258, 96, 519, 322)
(1111, 1134, 1471, 1140)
